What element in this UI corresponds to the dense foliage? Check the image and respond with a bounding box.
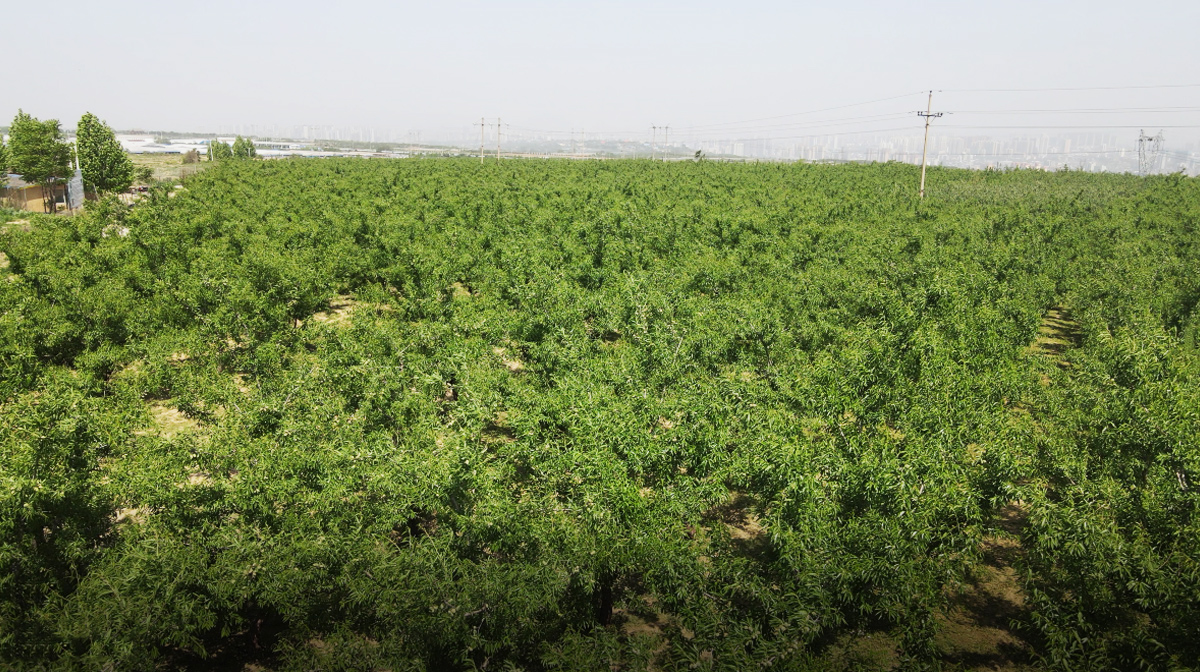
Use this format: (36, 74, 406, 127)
(209, 140, 233, 162)
(1, 159, 1197, 671)
(232, 136, 258, 160)
(7, 110, 72, 193)
(77, 112, 134, 194)
(210, 137, 258, 163)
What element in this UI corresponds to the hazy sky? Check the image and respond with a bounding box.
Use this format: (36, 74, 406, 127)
(5, 0, 1199, 142)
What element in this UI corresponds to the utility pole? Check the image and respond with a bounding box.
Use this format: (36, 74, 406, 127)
(663, 125, 670, 160)
(650, 125, 658, 160)
(916, 91, 943, 199)
(72, 139, 83, 211)
(495, 117, 502, 161)
(476, 117, 486, 164)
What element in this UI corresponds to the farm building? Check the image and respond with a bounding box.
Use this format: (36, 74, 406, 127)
(3, 174, 70, 213)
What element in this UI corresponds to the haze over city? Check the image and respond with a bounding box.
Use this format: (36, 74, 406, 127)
(5, 0, 1199, 170)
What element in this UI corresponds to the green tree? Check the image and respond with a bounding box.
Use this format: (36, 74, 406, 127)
(231, 136, 257, 160)
(9, 110, 72, 210)
(209, 140, 233, 161)
(0, 139, 8, 186)
(76, 112, 134, 194)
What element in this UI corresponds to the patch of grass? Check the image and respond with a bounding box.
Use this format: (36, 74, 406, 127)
(129, 153, 213, 183)
(138, 403, 202, 439)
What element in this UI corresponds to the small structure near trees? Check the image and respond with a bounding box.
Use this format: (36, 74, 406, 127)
(7, 110, 72, 212)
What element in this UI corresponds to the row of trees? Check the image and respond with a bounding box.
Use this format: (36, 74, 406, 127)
(208, 136, 258, 161)
(1, 111, 134, 205)
(2, 158, 1196, 669)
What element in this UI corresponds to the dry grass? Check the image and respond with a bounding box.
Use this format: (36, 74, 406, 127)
(611, 594, 675, 665)
(934, 501, 1033, 670)
(705, 491, 769, 558)
(306, 295, 393, 328)
(493, 345, 524, 372)
(1028, 306, 1080, 367)
(114, 507, 147, 525)
(233, 373, 252, 394)
(181, 472, 214, 487)
(135, 403, 202, 439)
(129, 153, 212, 183)
(824, 631, 901, 671)
(0, 218, 31, 232)
(309, 295, 357, 327)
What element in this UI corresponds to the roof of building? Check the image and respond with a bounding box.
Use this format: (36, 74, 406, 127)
(4, 174, 64, 189)
(5, 174, 34, 189)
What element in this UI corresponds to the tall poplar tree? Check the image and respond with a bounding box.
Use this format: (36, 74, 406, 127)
(77, 112, 134, 194)
(210, 140, 233, 161)
(8, 110, 72, 210)
(231, 136, 257, 160)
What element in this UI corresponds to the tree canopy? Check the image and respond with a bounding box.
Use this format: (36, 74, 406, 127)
(8, 111, 72, 188)
(232, 136, 257, 160)
(1, 159, 1197, 670)
(209, 140, 233, 161)
(76, 112, 134, 194)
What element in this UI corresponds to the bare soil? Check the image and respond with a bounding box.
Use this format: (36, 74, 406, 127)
(1028, 307, 1080, 366)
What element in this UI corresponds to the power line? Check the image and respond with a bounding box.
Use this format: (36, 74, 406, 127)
(514, 112, 917, 141)
(941, 124, 1200, 129)
(527, 83, 1196, 137)
(738, 125, 923, 142)
(888, 150, 1131, 157)
(945, 106, 1200, 114)
(945, 83, 1200, 93)
(685, 112, 916, 137)
(676, 91, 926, 130)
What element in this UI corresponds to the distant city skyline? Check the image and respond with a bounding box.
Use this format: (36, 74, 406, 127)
(5, 0, 1198, 148)
(86, 123, 1197, 176)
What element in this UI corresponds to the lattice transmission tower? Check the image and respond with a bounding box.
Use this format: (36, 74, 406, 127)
(1138, 129, 1165, 176)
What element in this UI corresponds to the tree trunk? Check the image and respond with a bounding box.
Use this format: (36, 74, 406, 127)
(595, 573, 614, 625)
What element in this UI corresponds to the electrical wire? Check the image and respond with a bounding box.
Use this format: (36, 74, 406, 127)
(675, 91, 926, 130)
(940, 124, 1200, 130)
(945, 106, 1200, 114)
(483, 84, 1200, 166)
(510, 113, 919, 140)
(945, 84, 1200, 93)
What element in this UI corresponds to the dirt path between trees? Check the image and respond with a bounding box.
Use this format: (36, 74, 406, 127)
(932, 306, 1082, 670)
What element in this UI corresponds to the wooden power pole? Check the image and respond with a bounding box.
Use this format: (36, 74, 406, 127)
(917, 91, 943, 199)
(476, 117, 486, 164)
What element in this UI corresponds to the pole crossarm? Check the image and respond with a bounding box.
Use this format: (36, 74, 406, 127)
(916, 91, 944, 199)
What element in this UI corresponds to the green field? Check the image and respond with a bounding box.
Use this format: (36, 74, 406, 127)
(1, 160, 1198, 671)
(128, 152, 212, 183)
